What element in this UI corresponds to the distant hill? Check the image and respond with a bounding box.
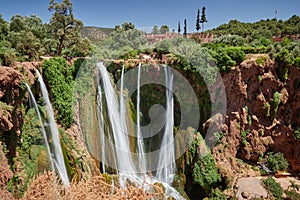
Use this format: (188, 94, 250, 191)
(81, 26, 114, 44)
(208, 15, 300, 38)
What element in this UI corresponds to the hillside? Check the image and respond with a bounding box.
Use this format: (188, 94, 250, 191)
(81, 26, 114, 44)
(208, 15, 300, 38)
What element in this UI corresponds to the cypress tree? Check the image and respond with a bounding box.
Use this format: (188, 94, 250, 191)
(196, 9, 201, 32)
(200, 6, 208, 32)
(178, 21, 181, 34)
(184, 19, 187, 36)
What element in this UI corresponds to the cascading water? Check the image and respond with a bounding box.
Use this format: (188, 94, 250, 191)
(156, 66, 176, 184)
(97, 76, 106, 174)
(136, 63, 147, 173)
(36, 70, 69, 185)
(25, 83, 54, 171)
(97, 63, 136, 175)
(95, 63, 183, 199)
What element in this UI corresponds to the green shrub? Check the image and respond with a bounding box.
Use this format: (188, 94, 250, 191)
(263, 177, 283, 200)
(266, 152, 289, 172)
(285, 190, 300, 200)
(294, 127, 300, 140)
(210, 49, 236, 72)
(213, 34, 247, 46)
(256, 57, 267, 66)
(270, 91, 281, 121)
(275, 49, 292, 81)
(264, 102, 271, 117)
(42, 57, 74, 127)
(294, 57, 300, 68)
(241, 129, 250, 146)
(187, 133, 222, 194)
(0, 46, 17, 66)
(208, 188, 226, 200)
(225, 47, 246, 64)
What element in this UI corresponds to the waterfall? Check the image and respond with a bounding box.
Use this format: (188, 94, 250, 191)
(156, 66, 175, 184)
(136, 63, 147, 173)
(97, 82, 106, 173)
(25, 83, 54, 171)
(97, 63, 136, 175)
(36, 70, 69, 185)
(95, 63, 183, 199)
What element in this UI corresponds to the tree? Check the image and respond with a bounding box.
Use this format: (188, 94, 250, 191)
(266, 152, 289, 172)
(121, 22, 135, 31)
(184, 19, 187, 36)
(8, 15, 44, 59)
(0, 14, 8, 40)
(200, 6, 208, 32)
(48, 0, 84, 56)
(160, 25, 169, 34)
(152, 25, 159, 34)
(111, 29, 147, 50)
(178, 21, 181, 34)
(196, 9, 201, 32)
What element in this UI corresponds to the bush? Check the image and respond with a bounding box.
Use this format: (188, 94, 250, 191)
(42, 57, 74, 127)
(263, 177, 283, 200)
(266, 152, 289, 172)
(0, 46, 17, 66)
(208, 188, 226, 200)
(187, 133, 222, 194)
(256, 57, 267, 66)
(294, 127, 300, 140)
(209, 49, 235, 72)
(270, 91, 281, 121)
(224, 47, 246, 64)
(294, 57, 300, 68)
(213, 34, 247, 46)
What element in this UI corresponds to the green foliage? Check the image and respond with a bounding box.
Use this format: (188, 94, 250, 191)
(209, 49, 235, 72)
(294, 127, 300, 140)
(48, 0, 87, 56)
(42, 57, 74, 127)
(200, 6, 208, 32)
(177, 21, 181, 34)
(266, 152, 289, 172)
(270, 91, 281, 121)
(285, 189, 300, 200)
(263, 177, 283, 200)
(0, 14, 9, 40)
(210, 15, 300, 38)
(224, 47, 246, 64)
(170, 39, 218, 85)
(196, 9, 200, 32)
(241, 129, 250, 146)
(294, 57, 300, 67)
(207, 188, 226, 200)
(105, 29, 147, 53)
(7, 107, 51, 197)
(187, 133, 222, 194)
(213, 35, 247, 46)
(275, 49, 292, 81)
(0, 44, 17, 66)
(213, 132, 224, 143)
(264, 102, 271, 117)
(184, 19, 187, 35)
(152, 25, 159, 34)
(160, 25, 170, 34)
(256, 57, 267, 66)
(285, 180, 300, 200)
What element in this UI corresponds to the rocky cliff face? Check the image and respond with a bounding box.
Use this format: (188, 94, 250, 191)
(210, 55, 300, 187)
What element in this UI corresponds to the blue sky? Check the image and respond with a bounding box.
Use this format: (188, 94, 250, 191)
(0, 0, 300, 32)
